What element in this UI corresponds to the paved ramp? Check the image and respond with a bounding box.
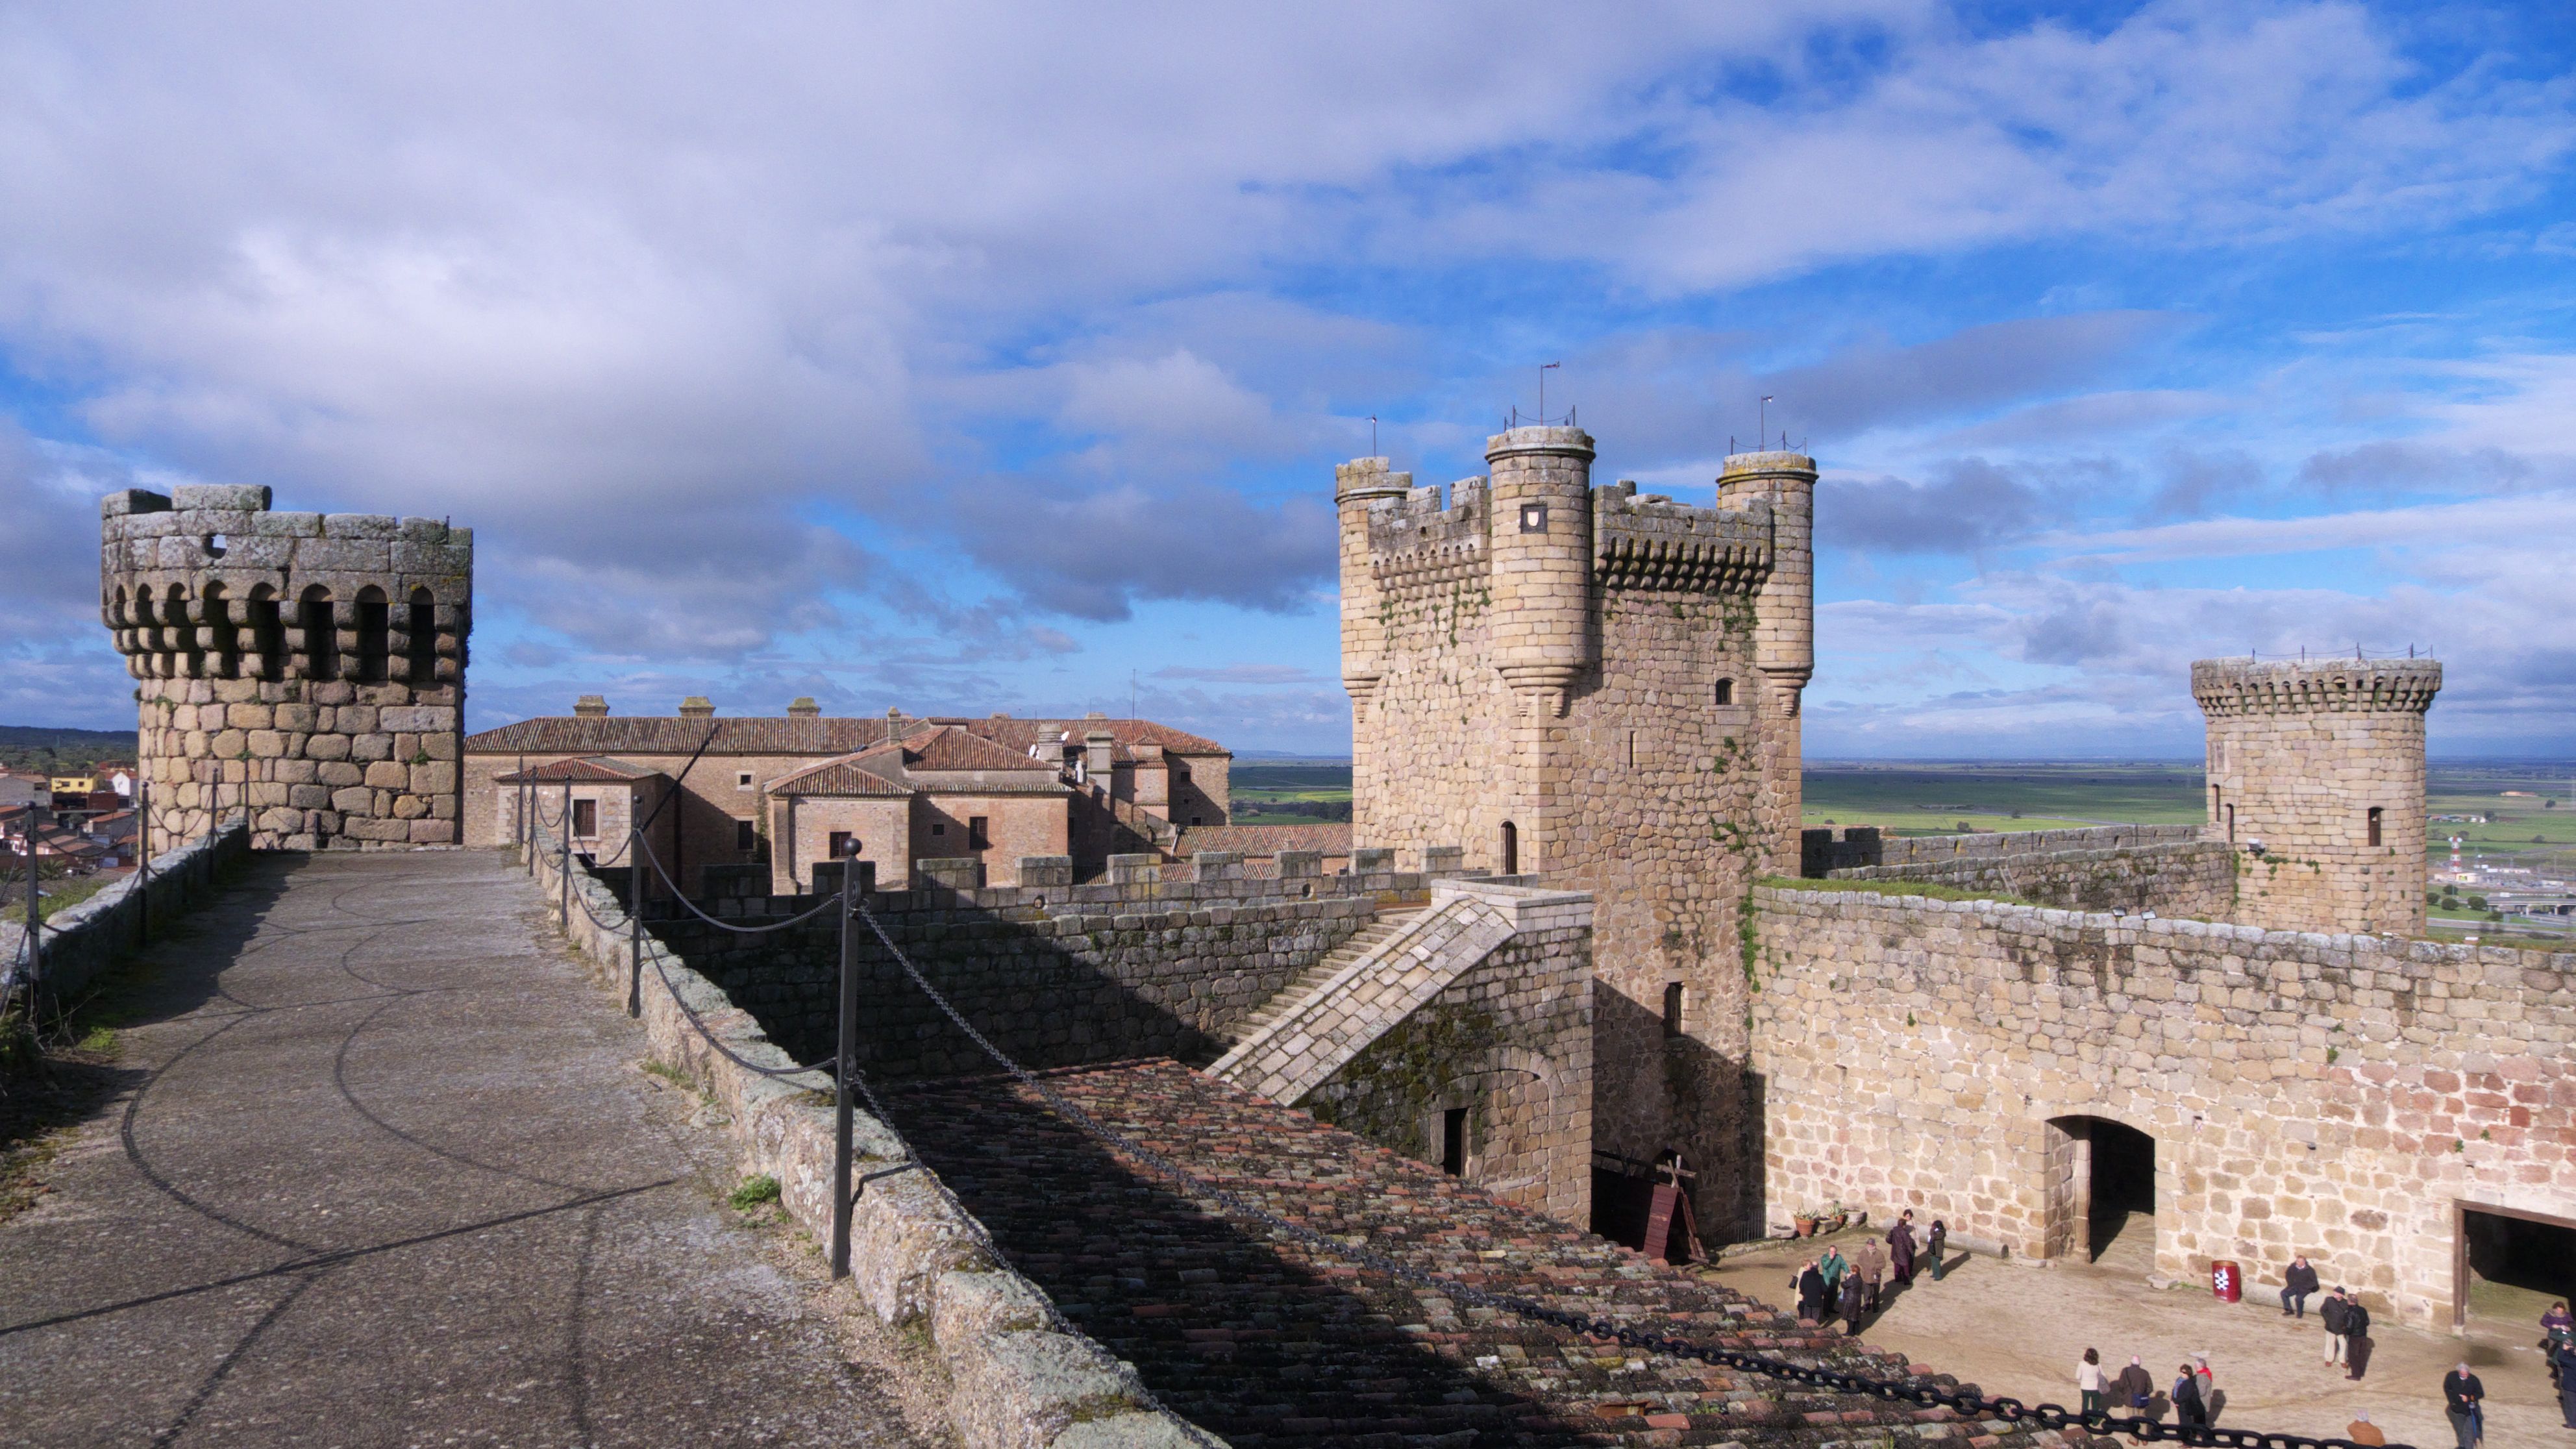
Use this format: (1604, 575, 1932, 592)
(0, 850, 928, 1447)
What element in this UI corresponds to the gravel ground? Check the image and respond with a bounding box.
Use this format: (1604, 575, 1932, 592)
(0, 849, 947, 1448)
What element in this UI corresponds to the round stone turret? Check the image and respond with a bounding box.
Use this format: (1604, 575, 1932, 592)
(1714, 451, 1816, 715)
(1334, 456, 1413, 722)
(1485, 427, 1596, 716)
(2193, 656, 2440, 935)
(99, 485, 473, 851)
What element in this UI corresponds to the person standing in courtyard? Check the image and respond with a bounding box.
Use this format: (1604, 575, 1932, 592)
(2172, 1361, 2207, 1430)
(1857, 1237, 1887, 1311)
(2344, 1294, 2373, 1381)
(1927, 1219, 1950, 1281)
(1795, 1258, 1828, 1324)
(2346, 1411, 2385, 1446)
(1839, 1263, 1867, 1336)
(2077, 1348, 2106, 1417)
(1820, 1243, 1848, 1298)
(2114, 1355, 2155, 1413)
(2321, 1287, 2351, 1368)
(2442, 1361, 2484, 1449)
(2283, 1255, 2318, 1318)
(2545, 1300, 2573, 1386)
(2553, 1335, 2576, 1429)
(1888, 1210, 1917, 1285)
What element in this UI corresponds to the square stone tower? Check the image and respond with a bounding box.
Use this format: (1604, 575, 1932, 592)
(2193, 656, 2440, 935)
(1341, 428, 1814, 1232)
(100, 486, 473, 851)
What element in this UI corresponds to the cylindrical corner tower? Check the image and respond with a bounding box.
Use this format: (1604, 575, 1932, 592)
(99, 484, 473, 852)
(2193, 656, 2439, 935)
(1334, 456, 1412, 722)
(1485, 426, 1596, 718)
(1716, 450, 1816, 873)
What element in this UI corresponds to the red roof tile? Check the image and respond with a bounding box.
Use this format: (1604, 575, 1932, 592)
(494, 756, 664, 784)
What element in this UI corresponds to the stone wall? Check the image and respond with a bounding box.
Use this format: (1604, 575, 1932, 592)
(3, 823, 250, 1008)
(1809, 824, 2235, 917)
(100, 485, 471, 851)
(1341, 433, 1814, 1237)
(522, 825, 1209, 1448)
(1747, 883, 2576, 1328)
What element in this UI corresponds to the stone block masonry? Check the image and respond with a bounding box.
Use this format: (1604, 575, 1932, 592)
(1, 821, 250, 1007)
(99, 485, 472, 851)
(1812, 824, 2235, 918)
(1747, 883, 2575, 1330)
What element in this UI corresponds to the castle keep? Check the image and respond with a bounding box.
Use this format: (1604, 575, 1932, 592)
(99, 485, 473, 850)
(1341, 428, 1815, 1225)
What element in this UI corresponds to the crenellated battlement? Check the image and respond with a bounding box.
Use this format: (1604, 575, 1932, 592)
(97, 485, 475, 852)
(2190, 657, 2442, 717)
(1592, 480, 1772, 594)
(1366, 478, 1491, 601)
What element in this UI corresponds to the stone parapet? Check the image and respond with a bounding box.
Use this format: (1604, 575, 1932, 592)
(2, 822, 249, 1007)
(2191, 657, 2442, 716)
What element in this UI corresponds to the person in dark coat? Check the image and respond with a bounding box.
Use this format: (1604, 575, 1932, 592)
(1857, 1239, 1888, 1311)
(1888, 1210, 1917, 1284)
(1794, 1259, 1828, 1324)
(2320, 1288, 2351, 1367)
(1839, 1266, 1868, 1335)
(2442, 1362, 2484, 1449)
(2553, 1337, 2576, 1428)
(2114, 1356, 2155, 1412)
(2344, 1297, 2373, 1381)
(2172, 1363, 2207, 1429)
(2283, 1256, 2319, 1317)
(1927, 1220, 1950, 1282)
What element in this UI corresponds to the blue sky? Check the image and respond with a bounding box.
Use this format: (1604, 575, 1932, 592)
(5, 1, 2574, 757)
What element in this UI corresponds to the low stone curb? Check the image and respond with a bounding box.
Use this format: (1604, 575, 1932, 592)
(3, 821, 251, 1006)
(525, 828, 1220, 1449)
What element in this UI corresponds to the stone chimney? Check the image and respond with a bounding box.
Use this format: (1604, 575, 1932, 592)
(787, 697, 820, 718)
(572, 695, 609, 718)
(1084, 730, 1117, 779)
(678, 697, 715, 719)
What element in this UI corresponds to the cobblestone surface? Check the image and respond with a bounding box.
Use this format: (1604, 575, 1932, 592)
(890, 1059, 2078, 1449)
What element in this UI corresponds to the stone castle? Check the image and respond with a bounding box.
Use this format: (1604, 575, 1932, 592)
(100, 484, 471, 851)
(103, 447, 2570, 1340)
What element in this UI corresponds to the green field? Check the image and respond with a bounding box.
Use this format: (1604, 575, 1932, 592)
(0, 726, 135, 778)
(1802, 762, 2207, 836)
(1229, 762, 1354, 824)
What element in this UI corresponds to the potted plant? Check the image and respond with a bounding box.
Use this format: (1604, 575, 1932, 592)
(1792, 1210, 1818, 1238)
(1826, 1205, 1849, 1233)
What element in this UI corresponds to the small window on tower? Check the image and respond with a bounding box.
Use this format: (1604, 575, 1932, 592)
(1518, 502, 1548, 534)
(2368, 806, 2383, 847)
(1713, 678, 1733, 706)
(1663, 982, 1685, 1037)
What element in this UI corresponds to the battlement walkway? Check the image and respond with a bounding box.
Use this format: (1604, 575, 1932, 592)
(0, 851, 928, 1447)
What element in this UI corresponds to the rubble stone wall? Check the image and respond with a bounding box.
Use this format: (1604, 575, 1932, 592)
(1748, 883, 2576, 1328)
(100, 486, 471, 851)
(1818, 827, 2235, 917)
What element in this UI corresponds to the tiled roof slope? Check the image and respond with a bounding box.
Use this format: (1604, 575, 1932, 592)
(494, 756, 663, 784)
(467, 712, 1228, 760)
(891, 1061, 2057, 1449)
(939, 716, 1230, 760)
(1172, 823, 1352, 856)
(771, 726, 1067, 797)
(767, 752, 911, 797)
(903, 724, 1062, 774)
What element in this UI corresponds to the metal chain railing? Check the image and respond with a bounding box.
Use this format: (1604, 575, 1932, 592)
(852, 904, 2397, 1449)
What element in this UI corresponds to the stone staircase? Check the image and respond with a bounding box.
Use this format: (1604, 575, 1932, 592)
(1219, 906, 1422, 1048)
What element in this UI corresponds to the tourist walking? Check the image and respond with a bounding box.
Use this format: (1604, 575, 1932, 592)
(1839, 1265, 1867, 1335)
(1888, 1210, 1917, 1285)
(2114, 1356, 2155, 1413)
(1857, 1238, 1887, 1311)
(2546, 1300, 2573, 1387)
(2172, 1363, 2207, 1430)
(1927, 1219, 1950, 1281)
(2346, 1411, 2385, 1446)
(1795, 1259, 1828, 1324)
(1820, 1244, 1848, 1296)
(2321, 1288, 2351, 1367)
(2283, 1256, 2319, 1317)
(2553, 1335, 2576, 1428)
(2191, 1353, 2215, 1420)
(2344, 1295, 2373, 1381)
(2077, 1348, 2106, 1416)
(2442, 1361, 2484, 1449)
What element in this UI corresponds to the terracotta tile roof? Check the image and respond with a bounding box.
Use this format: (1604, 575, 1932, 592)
(939, 717, 1230, 761)
(1172, 823, 1352, 857)
(494, 756, 665, 784)
(772, 726, 1070, 797)
(902, 725, 1061, 774)
(768, 751, 913, 797)
(465, 716, 899, 756)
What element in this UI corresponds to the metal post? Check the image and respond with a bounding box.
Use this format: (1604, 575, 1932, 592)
(25, 813, 45, 1028)
(558, 778, 572, 930)
(830, 878, 858, 1278)
(627, 827, 643, 1018)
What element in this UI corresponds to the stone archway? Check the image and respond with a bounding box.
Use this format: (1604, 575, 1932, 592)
(2044, 1115, 2158, 1265)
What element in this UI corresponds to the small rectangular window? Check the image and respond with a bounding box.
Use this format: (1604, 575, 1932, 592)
(1518, 502, 1547, 534)
(930, 821, 946, 837)
(1441, 1108, 1467, 1176)
(2368, 806, 2383, 847)
(735, 819, 756, 851)
(1713, 678, 1733, 706)
(571, 799, 597, 838)
(1663, 982, 1685, 1037)
(828, 830, 854, 859)
(968, 816, 989, 850)
(736, 771, 754, 791)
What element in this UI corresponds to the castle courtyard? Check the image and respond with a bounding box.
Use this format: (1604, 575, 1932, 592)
(1701, 1227, 2569, 1449)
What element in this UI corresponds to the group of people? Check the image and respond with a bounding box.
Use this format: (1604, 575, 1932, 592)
(2546, 1300, 2575, 1430)
(2075, 1350, 2246, 1431)
(2279, 1257, 2377, 1381)
(1792, 1209, 1948, 1335)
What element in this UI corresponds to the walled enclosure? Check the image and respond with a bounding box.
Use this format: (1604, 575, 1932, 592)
(2197, 656, 2440, 936)
(101, 486, 472, 850)
(1341, 430, 1813, 1233)
(1748, 884, 2576, 1328)
(638, 852, 1594, 1216)
(1809, 824, 2236, 919)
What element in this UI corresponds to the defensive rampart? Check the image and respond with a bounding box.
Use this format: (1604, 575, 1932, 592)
(1805, 824, 2233, 917)
(1747, 883, 2576, 1329)
(3, 823, 251, 1008)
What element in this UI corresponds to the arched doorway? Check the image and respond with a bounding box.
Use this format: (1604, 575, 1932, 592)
(2044, 1116, 2157, 1266)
